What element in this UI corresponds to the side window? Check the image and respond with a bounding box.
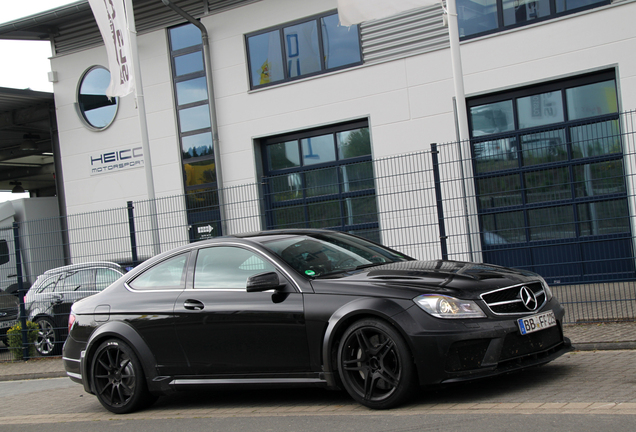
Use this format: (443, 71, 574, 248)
(61, 270, 95, 292)
(95, 268, 122, 291)
(194, 247, 276, 289)
(129, 254, 189, 290)
(37, 276, 60, 294)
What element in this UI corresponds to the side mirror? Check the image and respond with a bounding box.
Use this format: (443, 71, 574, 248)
(246, 272, 284, 292)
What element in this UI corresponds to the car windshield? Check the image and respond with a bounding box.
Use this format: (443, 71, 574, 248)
(262, 233, 410, 277)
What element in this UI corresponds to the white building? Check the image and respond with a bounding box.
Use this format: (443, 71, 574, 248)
(1, 0, 635, 285)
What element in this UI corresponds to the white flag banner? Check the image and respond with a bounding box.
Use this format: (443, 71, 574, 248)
(88, 0, 135, 98)
(337, 0, 439, 26)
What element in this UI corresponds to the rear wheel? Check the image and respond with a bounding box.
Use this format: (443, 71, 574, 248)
(35, 317, 60, 356)
(91, 339, 155, 414)
(337, 319, 416, 409)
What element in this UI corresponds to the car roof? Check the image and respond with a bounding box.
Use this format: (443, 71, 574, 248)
(42, 261, 123, 276)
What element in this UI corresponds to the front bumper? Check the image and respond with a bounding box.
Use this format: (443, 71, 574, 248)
(399, 298, 571, 386)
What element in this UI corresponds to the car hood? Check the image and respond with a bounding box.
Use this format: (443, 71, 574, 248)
(310, 260, 542, 300)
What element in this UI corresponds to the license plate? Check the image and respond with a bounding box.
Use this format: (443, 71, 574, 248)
(517, 311, 556, 335)
(0, 320, 17, 330)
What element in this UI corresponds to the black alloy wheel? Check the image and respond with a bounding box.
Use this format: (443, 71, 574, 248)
(338, 319, 417, 409)
(337, 319, 416, 409)
(91, 339, 155, 414)
(35, 317, 60, 356)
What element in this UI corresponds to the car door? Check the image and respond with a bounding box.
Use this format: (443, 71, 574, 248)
(51, 269, 96, 329)
(125, 252, 190, 376)
(173, 244, 310, 376)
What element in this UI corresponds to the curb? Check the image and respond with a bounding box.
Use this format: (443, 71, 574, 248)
(572, 341, 636, 351)
(0, 371, 67, 382)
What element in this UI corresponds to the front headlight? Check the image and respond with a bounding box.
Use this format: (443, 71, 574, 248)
(539, 277, 553, 302)
(414, 294, 486, 319)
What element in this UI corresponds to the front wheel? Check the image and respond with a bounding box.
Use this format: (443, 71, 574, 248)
(35, 317, 60, 356)
(91, 339, 155, 414)
(337, 319, 416, 409)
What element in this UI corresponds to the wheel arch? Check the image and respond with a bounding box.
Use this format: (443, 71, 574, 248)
(81, 321, 159, 395)
(321, 297, 417, 388)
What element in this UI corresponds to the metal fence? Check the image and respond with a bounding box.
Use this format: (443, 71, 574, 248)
(3, 110, 636, 361)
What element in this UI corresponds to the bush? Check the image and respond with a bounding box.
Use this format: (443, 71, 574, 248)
(6, 321, 39, 360)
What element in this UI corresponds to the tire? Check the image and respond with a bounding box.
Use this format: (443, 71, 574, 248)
(337, 318, 416, 409)
(35, 317, 61, 356)
(91, 339, 155, 414)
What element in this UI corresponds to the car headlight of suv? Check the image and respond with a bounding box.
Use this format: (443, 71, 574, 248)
(414, 294, 486, 319)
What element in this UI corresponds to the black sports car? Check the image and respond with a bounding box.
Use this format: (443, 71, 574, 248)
(63, 229, 571, 413)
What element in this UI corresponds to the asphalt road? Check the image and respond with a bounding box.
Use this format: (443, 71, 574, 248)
(0, 350, 634, 431)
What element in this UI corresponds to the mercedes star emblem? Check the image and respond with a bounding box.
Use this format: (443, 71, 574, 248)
(519, 286, 538, 311)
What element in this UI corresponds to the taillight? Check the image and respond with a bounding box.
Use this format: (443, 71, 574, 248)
(68, 312, 76, 334)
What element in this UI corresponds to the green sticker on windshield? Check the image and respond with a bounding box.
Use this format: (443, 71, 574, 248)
(305, 270, 316, 276)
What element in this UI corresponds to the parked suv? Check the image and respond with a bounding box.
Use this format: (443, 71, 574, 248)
(25, 262, 125, 356)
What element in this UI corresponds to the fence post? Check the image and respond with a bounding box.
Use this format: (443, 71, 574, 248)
(127, 201, 139, 266)
(430, 144, 449, 260)
(13, 222, 30, 360)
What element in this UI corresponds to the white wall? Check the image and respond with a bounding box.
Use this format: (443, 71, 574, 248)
(49, 0, 636, 225)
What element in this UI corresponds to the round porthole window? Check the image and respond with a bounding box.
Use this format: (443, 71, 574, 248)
(77, 66, 118, 130)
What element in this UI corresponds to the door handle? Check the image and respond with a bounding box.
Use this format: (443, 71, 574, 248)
(183, 299, 204, 311)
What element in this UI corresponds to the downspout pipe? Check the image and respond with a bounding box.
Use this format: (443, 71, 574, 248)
(161, 0, 227, 235)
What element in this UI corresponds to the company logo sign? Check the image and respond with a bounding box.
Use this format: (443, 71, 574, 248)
(90, 147, 144, 175)
(519, 286, 538, 311)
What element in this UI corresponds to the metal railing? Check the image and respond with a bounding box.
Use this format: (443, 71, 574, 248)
(3, 110, 636, 360)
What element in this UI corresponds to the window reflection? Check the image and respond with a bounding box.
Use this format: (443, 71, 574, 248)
(302, 135, 336, 165)
(470, 101, 515, 136)
(170, 25, 202, 51)
(78, 66, 118, 129)
(179, 105, 211, 132)
(503, 0, 550, 26)
(457, 0, 498, 38)
(566, 80, 618, 120)
(184, 159, 216, 187)
(174, 51, 204, 76)
(247, 30, 285, 87)
(337, 128, 371, 159)
(284, 22, 321, 78)
(517, 92, 564, 129)
(321, 14, 361, 69)
(176, 77, 208, 105)
(267, 141, 300, 170)
(182, 132, 213, 159)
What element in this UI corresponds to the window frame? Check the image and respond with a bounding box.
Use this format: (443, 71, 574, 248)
(468, 70, 632, 282)
(458, 0, 611, 40)
(245, 10, 363, 90)
(260, 119, 379, 238)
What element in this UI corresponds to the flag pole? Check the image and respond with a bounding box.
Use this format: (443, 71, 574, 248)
(445, 0, 470, 143)
(124, 0, 161, 255)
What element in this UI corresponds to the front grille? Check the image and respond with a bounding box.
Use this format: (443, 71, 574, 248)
(481, 282, 547, 315)
(499, 325, 563, 361)
(0, 306, 18, 322)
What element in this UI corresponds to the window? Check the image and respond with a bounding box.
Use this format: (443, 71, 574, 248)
(129, 254, 188, 290)
(469, 70, 633, 283)
(77, 66, 118, 130)
(194, 247, 276, 289)
(61, 270, 94, 292)
(246, 11, 362, 89)
(261, 120, 379, 241)
(169, 23, 221, 239)
(457, 0, 610, 39)
(95, 268, 122, 291)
